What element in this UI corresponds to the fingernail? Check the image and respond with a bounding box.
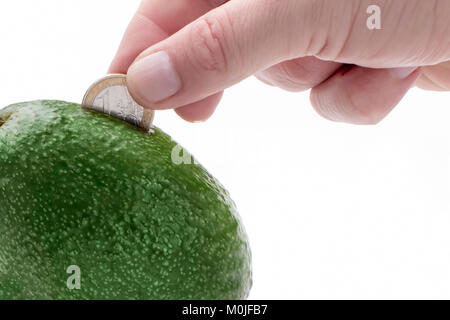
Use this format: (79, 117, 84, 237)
(128, 51, 181, 103)
(389, 67, 417, 79)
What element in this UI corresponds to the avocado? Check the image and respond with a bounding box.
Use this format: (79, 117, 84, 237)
(0, 100, 252, 300)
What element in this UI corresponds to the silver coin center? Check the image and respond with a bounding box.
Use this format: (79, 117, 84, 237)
(92, 85, 144, 126)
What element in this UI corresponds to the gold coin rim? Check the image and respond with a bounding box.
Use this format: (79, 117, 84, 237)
(82, 74, 154, 131)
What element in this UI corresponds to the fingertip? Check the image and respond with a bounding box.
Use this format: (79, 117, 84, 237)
(310, 66, 421, 125)
(126, 51, 183, 111)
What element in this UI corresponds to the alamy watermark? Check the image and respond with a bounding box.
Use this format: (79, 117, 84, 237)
(367, 5, 381, 30)
(171, 144, 198, 165)
(66, 265, 81, 290)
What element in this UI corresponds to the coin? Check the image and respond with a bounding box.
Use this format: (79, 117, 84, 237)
(82, 74, 154, 131)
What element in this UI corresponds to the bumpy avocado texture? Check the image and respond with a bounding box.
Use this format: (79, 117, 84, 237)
(0, 100, 252, 299)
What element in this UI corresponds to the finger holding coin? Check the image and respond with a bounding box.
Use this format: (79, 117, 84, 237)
(82, 74, 155, 131)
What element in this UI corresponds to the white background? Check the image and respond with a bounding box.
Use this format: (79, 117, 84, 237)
(1, 1, 450, 299)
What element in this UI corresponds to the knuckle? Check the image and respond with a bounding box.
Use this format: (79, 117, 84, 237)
(278, 60, 321, 91)
(273, 73, 310, 92)
(311, 86, 385, 125)
(269, 58, 338, 92)
(186, 13, 231, 74)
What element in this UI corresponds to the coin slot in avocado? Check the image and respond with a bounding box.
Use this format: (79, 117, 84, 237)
(0, 118, 4, 127)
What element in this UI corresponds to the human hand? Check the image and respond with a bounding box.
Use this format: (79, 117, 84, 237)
(109, 0, 450, 124)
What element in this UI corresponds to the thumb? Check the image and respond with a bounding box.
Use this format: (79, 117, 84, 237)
(126, 0, 317, 110)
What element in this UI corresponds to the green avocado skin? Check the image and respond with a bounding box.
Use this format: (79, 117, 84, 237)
(0, 101, 252, 300)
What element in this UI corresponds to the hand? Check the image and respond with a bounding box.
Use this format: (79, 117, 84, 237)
(109, 0, 450, 124)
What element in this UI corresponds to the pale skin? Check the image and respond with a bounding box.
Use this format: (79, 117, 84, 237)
(109, 0, 450, 124)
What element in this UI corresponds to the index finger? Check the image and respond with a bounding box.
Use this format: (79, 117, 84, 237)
(109, 0, 228, 73)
